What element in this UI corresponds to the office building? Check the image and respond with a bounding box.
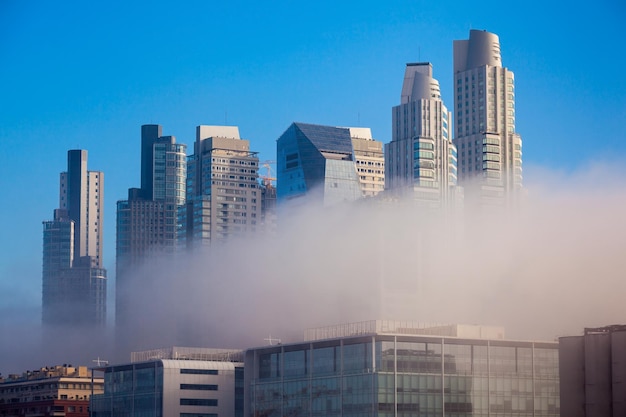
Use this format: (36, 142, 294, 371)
(245, 320, 560, 416)
(453, 30, 523, 206)
(42, 150, 106, 326)
(386, 62, 460, 208)
(277, 122, 384, 207)
(0, 365, 103, 417)
(179, 125, 260, 248)
(116, 125, 186, 325)
(559, 325, 626, 417)
(91, 347, 244, 417)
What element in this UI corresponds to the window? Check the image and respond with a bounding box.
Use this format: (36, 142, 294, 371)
(180, 398, 217, 406)
(180, 369, 218, 375)
(181, 384, 217, 391)
(180, 414, 217, 417)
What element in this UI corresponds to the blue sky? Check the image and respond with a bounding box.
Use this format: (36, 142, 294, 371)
(0, 0, 625, 325)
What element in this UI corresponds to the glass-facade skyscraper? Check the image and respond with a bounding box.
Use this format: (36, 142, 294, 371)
(453, 30, 523, 207)
(386, 62, 459, 208)
(42, 149, 106, 326)
(116, 124, 186, 327)
(277, 122, 384, 207)
(245, 321, 559, 417)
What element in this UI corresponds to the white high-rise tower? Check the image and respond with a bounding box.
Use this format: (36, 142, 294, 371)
(453, 30, 523, 206)
(386, 62, 459, 208)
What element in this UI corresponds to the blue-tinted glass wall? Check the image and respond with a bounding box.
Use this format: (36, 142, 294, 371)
(245, 336, 559, 417)
(277, 123, 363, 207)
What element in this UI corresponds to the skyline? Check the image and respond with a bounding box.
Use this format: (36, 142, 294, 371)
(1, 1, 626, 372)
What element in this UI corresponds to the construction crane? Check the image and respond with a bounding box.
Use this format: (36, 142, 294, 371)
(259, 160, 276, 187)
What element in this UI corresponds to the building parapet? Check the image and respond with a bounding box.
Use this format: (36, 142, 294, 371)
(131, 346, 244, 363)
(0, 365, 91, 383)
(304, 320, 505, 341)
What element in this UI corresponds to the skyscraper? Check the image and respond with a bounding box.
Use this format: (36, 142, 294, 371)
(179, 125, 260, 248)
(453, 30, 523, 206)
(276, 122, 384, 207)
(42, 150, 106, 326)
(386, 62, 459, 208)
(116, 124, 186, 325)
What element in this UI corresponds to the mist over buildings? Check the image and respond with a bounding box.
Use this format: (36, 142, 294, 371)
(2, 162, 626, 375)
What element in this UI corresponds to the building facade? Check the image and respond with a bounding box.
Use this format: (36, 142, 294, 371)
(91, 347, 244, 417)
(245, 320, 559, 417)
(559, 325, 626, 417)
(453, 30, 523, 207)
(0, 365, 103, 417)
(179, 125, 260, 248)
(277, 123, 384, 207)
(386, 63, 459, 208)
(116, 125, 186, 326)
(42, 150, 106, 326)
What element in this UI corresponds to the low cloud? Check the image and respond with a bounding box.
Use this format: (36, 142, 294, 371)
(2, 162, 625, 374)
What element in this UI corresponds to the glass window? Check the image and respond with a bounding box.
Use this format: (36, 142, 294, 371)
(343, 342, 372, 374)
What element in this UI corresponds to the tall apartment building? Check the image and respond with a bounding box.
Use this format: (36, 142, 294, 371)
(42, 150, 106, 326)
(386, 62, 459, 208)
(180, 125, 260, 248)
(453, 30, 523, 206)
(116, 124, 186, 326)
(245, 320, 560, 416)
(277, 122, 384, 207)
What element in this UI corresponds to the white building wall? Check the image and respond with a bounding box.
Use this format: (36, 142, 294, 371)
(161, 360, 240, 417)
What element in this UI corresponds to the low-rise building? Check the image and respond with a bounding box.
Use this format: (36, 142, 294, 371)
(0, 365, 103, 417)
(91, 347, 244, 417)
(245, 320, 560, 416)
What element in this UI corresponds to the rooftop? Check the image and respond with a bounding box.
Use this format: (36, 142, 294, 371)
(304, 320, 505, 341)
(131, 346, 244, 363)
(0, 365, 92, 384)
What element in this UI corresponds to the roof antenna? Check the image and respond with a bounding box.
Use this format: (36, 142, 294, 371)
(264, 335, 281, 346)
(225, 110, 228, 125)
(418, 46, 421, 62)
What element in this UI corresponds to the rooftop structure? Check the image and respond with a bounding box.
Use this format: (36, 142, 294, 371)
(303, 320, 505, 341)
(130, 346, 245, 363)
